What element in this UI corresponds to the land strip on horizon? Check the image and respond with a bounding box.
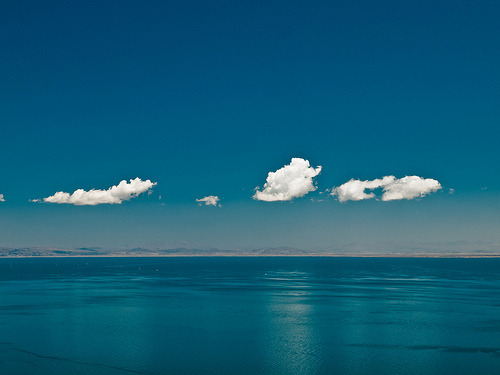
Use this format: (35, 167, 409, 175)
(1, 247, 499, 258)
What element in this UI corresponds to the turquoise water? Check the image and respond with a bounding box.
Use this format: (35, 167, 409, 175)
(0, 257, 499, 374)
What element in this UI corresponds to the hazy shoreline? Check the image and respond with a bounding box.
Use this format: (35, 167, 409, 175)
(1, 254, 499, 259)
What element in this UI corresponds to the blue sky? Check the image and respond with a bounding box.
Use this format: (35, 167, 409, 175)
(0, 1, 498, 250)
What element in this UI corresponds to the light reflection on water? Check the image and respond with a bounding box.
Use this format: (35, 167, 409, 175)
(263, 271, 322, 374)
(0, 257, 499, 375)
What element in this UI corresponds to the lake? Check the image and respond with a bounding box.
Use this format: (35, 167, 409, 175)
(0, 257, 499, 374)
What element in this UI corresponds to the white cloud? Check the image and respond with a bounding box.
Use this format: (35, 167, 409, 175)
(253, 158, 322, 202)
(196, 195, 220, 206)
(0, 194, 4, 202)
(332, 175, 441, 202)
(43, 178, 156, 206)
(332, 176, 395, 203)
(381, 176, 441, 201)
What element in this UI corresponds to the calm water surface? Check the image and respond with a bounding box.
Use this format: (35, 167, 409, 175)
(0, 257, 499, 374)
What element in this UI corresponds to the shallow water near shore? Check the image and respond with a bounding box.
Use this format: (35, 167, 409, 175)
(0, 257, 499, 374)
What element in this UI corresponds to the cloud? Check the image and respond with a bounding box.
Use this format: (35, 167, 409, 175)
(0, 194, 4, 202)
(43, 178, 156, 206)
(332, 175, 441, 202)
(253, 158, 322, 202)
(332, 176, 395, 203)
(382, 176, 442, 201)
(196, 195, 221, 206)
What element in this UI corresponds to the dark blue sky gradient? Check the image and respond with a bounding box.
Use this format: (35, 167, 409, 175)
(0, 1, 498, 249)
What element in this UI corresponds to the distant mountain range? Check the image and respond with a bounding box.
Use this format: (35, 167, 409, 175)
(1, 242, 499, 257)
